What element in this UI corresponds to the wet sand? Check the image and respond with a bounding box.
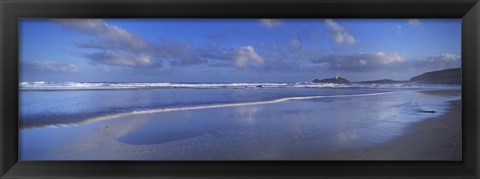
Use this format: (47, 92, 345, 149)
(306, 95, 461, 160)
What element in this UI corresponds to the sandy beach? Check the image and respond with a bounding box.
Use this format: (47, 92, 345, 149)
(19, 89, 462, 160)
(300, 98, 461, 160)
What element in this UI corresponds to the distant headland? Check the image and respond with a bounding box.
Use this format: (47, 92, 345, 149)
(312, 68, 461, 84)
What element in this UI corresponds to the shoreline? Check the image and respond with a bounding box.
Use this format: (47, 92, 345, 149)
(22, 89, 441, 129)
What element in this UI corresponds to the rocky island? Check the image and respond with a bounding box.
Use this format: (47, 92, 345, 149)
(312, 75, 351, 84)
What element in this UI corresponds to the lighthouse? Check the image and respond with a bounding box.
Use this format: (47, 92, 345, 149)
(336, 75, 339, 79)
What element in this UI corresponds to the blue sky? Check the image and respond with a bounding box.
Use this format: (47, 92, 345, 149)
(20, 19, 461, 82)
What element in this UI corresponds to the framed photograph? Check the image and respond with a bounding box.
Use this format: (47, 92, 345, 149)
(1, 0, 479, 178)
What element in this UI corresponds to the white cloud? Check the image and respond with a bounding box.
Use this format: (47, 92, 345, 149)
(58, 19, 263, 69)
(260, 19, 282, 29)
(408, 19, 421, 27)
(359, 59, 367, 65)
(289, 37, 304, 52)
(23, 60, 79, 73)
(394, 24, 403, 34)
(55, 19, 147, 50)
(413, 53, 461, 70)
(394, 19, 421, 35)
(85, 51, 154, 67)
(436, 53, 460, 61)
(312, 52, 403, 72)
(374, 51, 403, 64)
(325, 19, 356, 45)
(231, 46, 264, 67)
(54, 19, 160, 69)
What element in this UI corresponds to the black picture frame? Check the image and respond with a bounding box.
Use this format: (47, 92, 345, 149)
(1, 0, 479, 178)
